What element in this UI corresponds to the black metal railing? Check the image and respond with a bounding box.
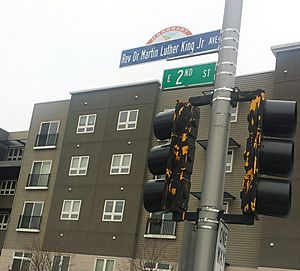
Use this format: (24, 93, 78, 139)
(26, 174, 50, 187)
(146, 218, 176, 236)
(17, 215, 41, 230)
(35, 133, 58, 147)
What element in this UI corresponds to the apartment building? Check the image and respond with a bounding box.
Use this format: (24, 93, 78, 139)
(0, 129, 27, 253)
(0, 42, 299, 271)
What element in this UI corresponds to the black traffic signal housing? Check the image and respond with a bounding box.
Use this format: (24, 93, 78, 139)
(241, 90, 297, 217)
(143, 100, 200, 217)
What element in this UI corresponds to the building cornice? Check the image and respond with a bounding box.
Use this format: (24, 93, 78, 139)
(271, 41, 300, 56)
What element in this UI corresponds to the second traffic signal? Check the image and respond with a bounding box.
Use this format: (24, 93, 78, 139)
(144, 100, 200, 214)
(241, 91, 297, 217)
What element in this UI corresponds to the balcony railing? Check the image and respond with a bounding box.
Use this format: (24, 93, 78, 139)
(17, 215, 41, 230)
(26, 174, 50, 187)
(35, 133, 58, 147)
(145, 218, 176, 236)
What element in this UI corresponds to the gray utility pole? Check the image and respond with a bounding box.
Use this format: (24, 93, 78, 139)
(192, 1, 243, 270)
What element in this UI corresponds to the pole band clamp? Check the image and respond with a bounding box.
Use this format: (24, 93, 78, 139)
(212, 96, 232, 103)
(221, 37, 239, 44)
(217, 62, 237, 68)
(221, 28, 240, 36)
(201, 206, 220, 213)
(216, 71, 235, 77)
(219, 45, 238, 52)
(198, 218, 219, 224)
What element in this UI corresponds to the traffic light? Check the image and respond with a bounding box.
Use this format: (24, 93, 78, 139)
(241, 90, 297, 217)
(143, 100, 200, 215)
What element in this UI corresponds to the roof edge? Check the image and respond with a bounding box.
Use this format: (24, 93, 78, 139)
(271, 42, 300, 56)
(70, 80, 161, 95)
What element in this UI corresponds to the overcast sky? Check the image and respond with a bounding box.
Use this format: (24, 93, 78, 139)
(1, 0, 300, 131)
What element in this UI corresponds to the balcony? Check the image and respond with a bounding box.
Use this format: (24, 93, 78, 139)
(17, 215, 41, 232)
(34, 133, 58, 149)
(145, 218, 176, 239)
(26, 174, 49, 189)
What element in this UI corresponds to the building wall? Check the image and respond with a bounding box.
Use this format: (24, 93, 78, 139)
(3, 100, 70, 250)
(43, 82, 161, 258)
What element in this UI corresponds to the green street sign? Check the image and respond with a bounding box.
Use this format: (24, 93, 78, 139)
(162, 62, 216, 90)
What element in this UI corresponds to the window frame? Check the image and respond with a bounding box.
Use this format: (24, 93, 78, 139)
(76, 114, 97, 134)
(117, 109, 139, 130)
(102, 200, 125, 222)
(69, 156, 89, 176)
(145, 212, 176, 238)
(0, 214, 9, 230)
(51, 255, 70, 271)
(0, 180, 16, 195)
(11, 251, 32, 271)
(144, 262, 171, 271)
(27, 160, 52, 189)
(17, 201, 44, 232)
(93, 258, 115, 271)
(230, 103, 239, 123)
(7, 146, 24, 161)
(60, 200, 82, 221)
(110, 154, 132, 175)
(34, 120, 60, 149)
(226, 149, 234, 173)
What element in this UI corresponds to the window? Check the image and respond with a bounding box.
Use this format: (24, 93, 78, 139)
(146, 213, 176, 237)
(52, 255, 70, 271)
(117, 110, 139, 130)
(77, 114, 97, 134)
(69, 156, 89, 176)
(110, 154, 132, 175)
(7, 146, 24, 161)
(0, 214, 9, 230)
(60, 200, 81, 220)
(17, 202, 43, 231)
(230, 103, 239, 122)
(226, 150, 234, 173)
(94, 258, 115, 271)
(0, 180, 16, 195)
(102, 200, 125, 222)
(153, 174, 166, 180)
(27, 161, 51, 188)
(11, 252, 31, 271)
(35, 121, 59, 147)
(144, 262, 171, 271)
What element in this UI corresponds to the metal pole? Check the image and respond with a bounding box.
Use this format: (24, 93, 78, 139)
(192, 1, 243, 270)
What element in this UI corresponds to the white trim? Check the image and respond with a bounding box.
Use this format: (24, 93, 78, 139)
(38, 120, 60, 134)
(76, 114, 97, 134)
(144, 234, 176, 240)
(69, 156, 89, 176)
(16, 228, 40, 233)
(117, 109, 139, 130)
(230, 102, 239, 123)
(33, 146, 57, 150)
(25, 187, 48, 190)
(226, 149, 234, 173)
(93, 258, 116, 271)
(271, 41, 300, 56)
(102, 200, 125, 222)
(60, 200, 82, 220)
(110, 154, 132, 175)
(0, 180, 16, 195)
(21, 201, 44, 215)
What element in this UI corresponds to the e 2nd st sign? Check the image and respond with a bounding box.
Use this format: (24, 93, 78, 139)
(162, 62, 216, 90)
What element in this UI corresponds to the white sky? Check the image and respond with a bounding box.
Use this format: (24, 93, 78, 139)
(1, 0, 300, 132)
